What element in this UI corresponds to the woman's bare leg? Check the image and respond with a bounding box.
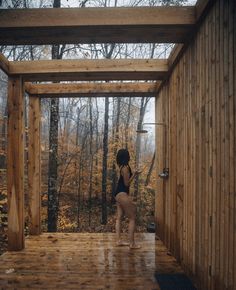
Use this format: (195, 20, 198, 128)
(116, 202, 122, 242)
(115, 202, 129, 245)
(115, 192, 140, 249)
(116, 202, 123, 246)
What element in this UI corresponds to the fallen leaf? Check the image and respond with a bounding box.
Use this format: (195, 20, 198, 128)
(5, 268, 15, 274)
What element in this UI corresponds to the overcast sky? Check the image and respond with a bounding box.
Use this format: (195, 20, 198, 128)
(60, 0, 197, 7)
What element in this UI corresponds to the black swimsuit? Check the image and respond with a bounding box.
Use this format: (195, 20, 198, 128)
(114, 165, 132, 197)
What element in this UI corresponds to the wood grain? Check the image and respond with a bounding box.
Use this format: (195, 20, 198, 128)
(28, 97, 41, 235)
(155, 94, 165, 239)
(0, 233, 185, 290)
(9, 59, 168, 82)
(7, 76, 25, 251)
(0, 53, 9, 75)
(25, 82, 161, 97)
(156, 0, 235, 289)
(0, 7, 195, 45)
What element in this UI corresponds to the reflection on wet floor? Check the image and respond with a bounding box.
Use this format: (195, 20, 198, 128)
(0, 233, 184, 290)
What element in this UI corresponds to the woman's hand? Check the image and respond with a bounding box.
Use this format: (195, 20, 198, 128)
(134, 168, 142, 176)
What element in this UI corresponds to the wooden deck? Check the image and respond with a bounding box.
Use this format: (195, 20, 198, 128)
(0, 233, 184, 289)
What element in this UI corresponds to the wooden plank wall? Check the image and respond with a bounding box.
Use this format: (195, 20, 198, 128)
(155, 0, 235, 289)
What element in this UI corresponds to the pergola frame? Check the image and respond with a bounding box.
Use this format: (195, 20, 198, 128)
(0, 0, 213, 250)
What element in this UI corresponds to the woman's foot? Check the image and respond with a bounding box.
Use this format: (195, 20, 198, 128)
(129, 243, 141, 249)
(116, 240, 130, 246)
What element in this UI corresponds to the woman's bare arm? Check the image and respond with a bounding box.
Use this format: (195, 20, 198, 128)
(121, 166, 141, 187)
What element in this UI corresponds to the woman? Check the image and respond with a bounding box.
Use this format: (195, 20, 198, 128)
(114, 148, 141, 249)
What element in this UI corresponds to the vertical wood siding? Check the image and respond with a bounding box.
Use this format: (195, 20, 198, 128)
(155, 1, 235, 289)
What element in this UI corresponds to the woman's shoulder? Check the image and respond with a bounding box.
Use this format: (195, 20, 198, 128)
(120, 165, 131, 174)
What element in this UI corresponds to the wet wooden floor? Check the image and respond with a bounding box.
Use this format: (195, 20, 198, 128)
(0, 233, 184, 289)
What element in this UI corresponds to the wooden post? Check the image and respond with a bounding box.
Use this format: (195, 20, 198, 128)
(155, 93, 165, 240)
(28, 96, 41, 235)
(7, 75, 25, 251)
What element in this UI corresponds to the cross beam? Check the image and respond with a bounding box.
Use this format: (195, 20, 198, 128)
(0, 53, 9, 75)
(25, 82, 161, 97)
(9, 59, 168, 81)
(0, 7, 195, 45)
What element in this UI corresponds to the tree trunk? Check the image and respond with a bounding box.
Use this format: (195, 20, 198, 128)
(111, 97, 121, 197)
(47, 97, 59, 232)
(134, 97, 150, 200)
(47, 0, 61, 232)
(94, 98, 99, 197)
(145, 152, 155, 186)
(75, 107, 80, 230)
(125, 97, 132, 149)
(101, 97, 109, 224)
(88, 98, 93, 226)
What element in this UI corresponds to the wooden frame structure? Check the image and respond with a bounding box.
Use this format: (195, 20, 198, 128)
(0, 0, 217, 258)
(4, 1, 236, 289)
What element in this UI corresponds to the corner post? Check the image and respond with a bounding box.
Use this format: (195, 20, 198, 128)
(7, 75, 25, 250)
(28, 96, 41, 235)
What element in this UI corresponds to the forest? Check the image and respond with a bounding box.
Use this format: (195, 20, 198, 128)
(0, 0, 191, 254)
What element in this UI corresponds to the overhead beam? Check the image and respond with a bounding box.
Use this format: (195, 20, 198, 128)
(0, 53, 9, 75)
(0, 7, 195, 45)
(25, 82, 161, 97)
(9, 59, 168, 82)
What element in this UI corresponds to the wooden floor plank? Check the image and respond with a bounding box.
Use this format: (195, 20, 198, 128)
(0, 233, 186, 289)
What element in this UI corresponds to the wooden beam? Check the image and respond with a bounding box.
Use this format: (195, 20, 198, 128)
(168, 44, 185, 70)
(0, 7, 196, 45)
(9, 59, 168, 82)
(7, 76, 25, 251)
(25, 82, 161, 97)
(195, 0, 217, 22)
(28, 96, 41, 235)
(0, 53, 9, 75)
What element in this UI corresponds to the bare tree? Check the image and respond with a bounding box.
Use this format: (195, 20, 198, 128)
(145, 152, 155, 186)
(134, 97, 151, 200)
(101, 97, 109, 224)
(111, 97, 121, 197)
(125, 97, 132, 149)
(88, 98, 94, 226)
(47, 0, 64, 232)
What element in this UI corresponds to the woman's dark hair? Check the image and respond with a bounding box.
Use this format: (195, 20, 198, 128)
(116, 149, 130, 166)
